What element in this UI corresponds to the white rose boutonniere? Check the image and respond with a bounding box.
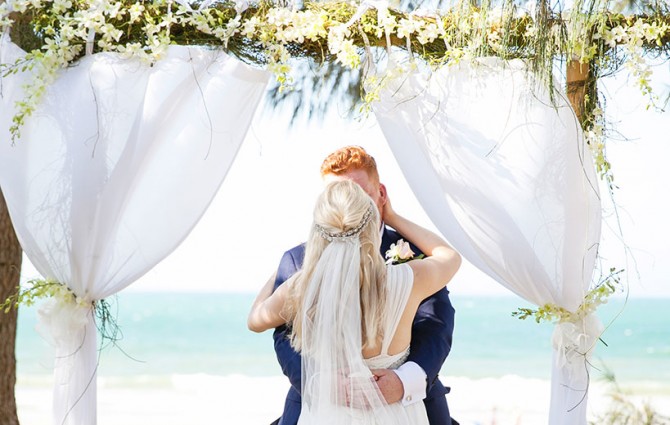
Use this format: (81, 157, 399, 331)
(385, 239, 424, 264)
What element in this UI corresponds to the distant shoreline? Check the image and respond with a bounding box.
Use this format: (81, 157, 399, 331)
(16, 294, 670, 383)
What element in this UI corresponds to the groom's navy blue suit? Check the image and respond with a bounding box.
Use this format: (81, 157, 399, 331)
(272, 225, 456, 425)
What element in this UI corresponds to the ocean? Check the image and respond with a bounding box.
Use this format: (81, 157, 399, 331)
(14, 293, 670, 384)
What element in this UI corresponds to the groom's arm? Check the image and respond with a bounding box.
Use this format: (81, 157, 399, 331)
(271, 247, 304, 393)
(407, 286, 454, 393)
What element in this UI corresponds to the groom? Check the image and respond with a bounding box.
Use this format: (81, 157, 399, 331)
(270, 146, 457, 425)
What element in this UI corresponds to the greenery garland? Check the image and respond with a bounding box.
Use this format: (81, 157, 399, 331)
(1, 279, 121, 343)
(1, 279, 80, 311)
(512, 268, 622, 324)
(2, 1, 670, 119)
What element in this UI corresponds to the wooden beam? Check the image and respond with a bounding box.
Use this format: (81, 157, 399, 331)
(566, 60, 590, 126)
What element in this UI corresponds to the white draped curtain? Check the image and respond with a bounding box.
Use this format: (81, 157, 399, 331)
(373, 57, 602, 425)
(0, 37, 269, 424)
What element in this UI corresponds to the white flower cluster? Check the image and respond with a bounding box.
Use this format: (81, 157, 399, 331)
(266, 7, 327, 43)
(584, 106, 607, 171)
(598, 18, 668, 104)
(328, 24, 359, 69)
(601, 19, 668, 49)
(179, 6, 331, 86)
(51, 282, 91, 308)
(1, 2, 15, 31)
(265, 43, 292, 90)
(396, 17, 421, 40)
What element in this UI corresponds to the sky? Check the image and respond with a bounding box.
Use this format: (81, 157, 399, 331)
(19, 62, 670, 298)
(593, 63, 670, 298)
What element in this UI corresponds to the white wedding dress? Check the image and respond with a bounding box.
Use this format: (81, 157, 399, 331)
(298, 253, 429, 425)
(362, 263, 430, 424)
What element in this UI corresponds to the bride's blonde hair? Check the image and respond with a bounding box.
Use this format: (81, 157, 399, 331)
(286, 180, 387, 352)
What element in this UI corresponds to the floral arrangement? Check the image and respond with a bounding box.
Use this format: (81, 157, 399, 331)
(1, 279, 89, 311)
(2, 0, 670, 145)
(1, 279, 119, 342)
(512, 267, 622, 324)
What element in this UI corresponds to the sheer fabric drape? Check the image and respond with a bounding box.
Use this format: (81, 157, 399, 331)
(0, 37, 269, 424)
(373, 57, 602, 425)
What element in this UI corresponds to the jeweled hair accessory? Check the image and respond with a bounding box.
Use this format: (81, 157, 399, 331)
(315, 205, 375, 242)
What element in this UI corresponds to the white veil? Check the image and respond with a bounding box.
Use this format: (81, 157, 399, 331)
(297, 237, 414, 424)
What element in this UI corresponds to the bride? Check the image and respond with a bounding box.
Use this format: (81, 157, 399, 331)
(248, 180, 461, 424)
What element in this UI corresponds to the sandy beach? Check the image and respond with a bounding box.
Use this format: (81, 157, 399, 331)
(16, 374, 670, 424)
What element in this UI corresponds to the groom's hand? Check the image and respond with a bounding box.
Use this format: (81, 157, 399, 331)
(371, 369, 403, 404)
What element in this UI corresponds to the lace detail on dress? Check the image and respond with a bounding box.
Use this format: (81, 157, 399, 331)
(387, 348, 410, 370)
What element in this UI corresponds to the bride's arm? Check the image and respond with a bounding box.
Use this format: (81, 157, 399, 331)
(248, 272, 290, 332)
(383, 199, 461, 300)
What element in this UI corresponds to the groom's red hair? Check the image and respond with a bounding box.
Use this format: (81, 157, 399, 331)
(320, 146, 380, 183)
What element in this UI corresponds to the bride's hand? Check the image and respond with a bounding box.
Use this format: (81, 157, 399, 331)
(338, 372, 376, 410)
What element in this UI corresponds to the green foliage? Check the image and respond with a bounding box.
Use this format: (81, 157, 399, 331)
(1, 279, 73, 313)
(93, 298, 123, 348)
(512, 268, 623, 324)
(1, 279, 122, 346)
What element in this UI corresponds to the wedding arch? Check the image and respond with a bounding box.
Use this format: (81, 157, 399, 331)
(1, 0, 669, 424)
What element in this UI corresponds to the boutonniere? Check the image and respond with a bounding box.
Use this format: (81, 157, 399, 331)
(385, 239, 424, 265)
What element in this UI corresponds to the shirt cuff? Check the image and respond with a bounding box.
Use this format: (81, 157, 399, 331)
(394, 361, 427, 406)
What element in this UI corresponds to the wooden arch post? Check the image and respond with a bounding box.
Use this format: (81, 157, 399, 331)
(566, 60, 590, 127)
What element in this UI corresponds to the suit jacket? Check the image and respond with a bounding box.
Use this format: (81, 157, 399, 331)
(272, 226, 456, 425)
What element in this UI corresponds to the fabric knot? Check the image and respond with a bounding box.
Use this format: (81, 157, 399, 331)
(551, 313, 603, 380)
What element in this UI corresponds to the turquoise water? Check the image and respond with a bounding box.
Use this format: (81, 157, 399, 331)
(15, 293, 670, 383)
